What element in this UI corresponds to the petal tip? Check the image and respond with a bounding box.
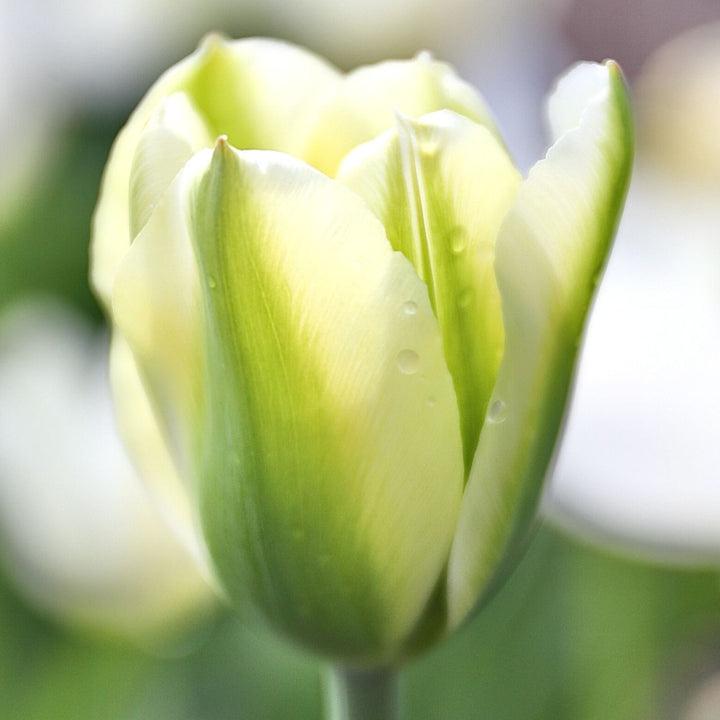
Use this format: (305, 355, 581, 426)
(212, 135, 233, 164)
(413, 49, 435, 64)
(199, 32, 230, 53)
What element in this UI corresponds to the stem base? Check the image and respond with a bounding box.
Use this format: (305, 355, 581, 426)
(325, 665, 399, 720)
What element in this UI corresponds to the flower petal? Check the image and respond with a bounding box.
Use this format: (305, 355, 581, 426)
(128, 92, 213, 239)
(180, 36, 341, 152)
(112, 159, 205, 490)
(91, 36, 340, 310)
(447, 61, 633, 628)
(108, 334, 207, 567)
(338, 110, 521, 473)
(302, 53, 502, 177)
(114, 141, 464, 662)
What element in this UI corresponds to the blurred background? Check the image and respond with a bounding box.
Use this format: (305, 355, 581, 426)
(1, 0, 719, 717)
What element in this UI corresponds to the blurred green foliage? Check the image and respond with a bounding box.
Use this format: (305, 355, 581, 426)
(1, 114, 719, 719)
(2, 525, 720, 719)
(0, 116, 119, 323)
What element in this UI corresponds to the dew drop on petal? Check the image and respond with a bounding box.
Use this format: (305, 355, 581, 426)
(402, 300, 418, 316)
(419, 136, 438, 157)
(208, 275, 217, 289)
(397, 349, 420, 375)
(458, 288, 473, 308)
(448, 225, 468, 254)
(487, 399, 507, 423)
(427, 396, 437, 407)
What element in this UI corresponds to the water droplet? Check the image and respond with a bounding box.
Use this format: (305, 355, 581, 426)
(208, 276, 217, 289)
(487, 399, 507, 423)
(401, 300, 418, 316)
(458, 288, 473, 308)
(426, 396, 437, 407)
(396, 349, 420, 375)
(419, 136, 438, 157)
(448, 226, 467, 254)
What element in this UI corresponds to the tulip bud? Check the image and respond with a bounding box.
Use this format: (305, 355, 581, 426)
(92, 37, 632, 665)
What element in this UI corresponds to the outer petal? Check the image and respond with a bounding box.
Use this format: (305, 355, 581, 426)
(112, 157, 205, 492)
(113, 142, 464, 663)
(108, 334, 207, 567)
(91, 36, 340, 309)
(338, 110, 520, 473)
(302, 53, 502, 177)
(128, 92, 214, 238)
(105, 94, 214, 537)
(447, 62, 633, 627)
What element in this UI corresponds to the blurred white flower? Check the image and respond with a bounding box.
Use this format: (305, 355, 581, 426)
(0, 300, 216, 646)
(266, 0, 569, 63)
(546, 23, 720, 562)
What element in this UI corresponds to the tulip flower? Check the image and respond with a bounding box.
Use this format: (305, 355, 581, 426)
(91, 36, 631, 717)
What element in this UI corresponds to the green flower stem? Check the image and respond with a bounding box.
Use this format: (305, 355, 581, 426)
(325, 665, 400, 720)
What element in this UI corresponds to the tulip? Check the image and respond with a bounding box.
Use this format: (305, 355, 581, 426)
(91, 36, 632, 717)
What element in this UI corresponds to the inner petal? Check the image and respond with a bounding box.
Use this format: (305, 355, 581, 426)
(338, 111, 520, 474)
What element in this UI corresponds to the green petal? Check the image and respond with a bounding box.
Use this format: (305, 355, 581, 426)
(338, 110, 521, 473)
(447, 61, 633, 628)
(302, 52, 502, 177)
(91, 36, 340, 310)
(182, 36, 340, 152)
(115, 142, 464, 662)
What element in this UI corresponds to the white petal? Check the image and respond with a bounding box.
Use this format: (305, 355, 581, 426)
(447, 62, 633, 627)
(114, 143, 464, 660)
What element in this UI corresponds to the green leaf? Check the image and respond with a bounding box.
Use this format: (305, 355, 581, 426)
(447, 61, 633, 628)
